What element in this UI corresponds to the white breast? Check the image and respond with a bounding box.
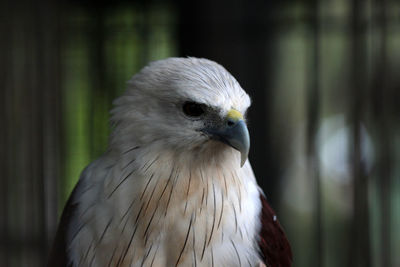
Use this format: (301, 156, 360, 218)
(67, 151, 262, 267)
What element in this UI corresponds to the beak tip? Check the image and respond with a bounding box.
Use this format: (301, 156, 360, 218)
(240, 152, 248, 167)
(240, 159, 245, 167)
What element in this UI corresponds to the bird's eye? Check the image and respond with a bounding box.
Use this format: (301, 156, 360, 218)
(182, 101, 205, 117)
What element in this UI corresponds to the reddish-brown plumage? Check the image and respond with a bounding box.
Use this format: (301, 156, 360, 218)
(258, 194, 293, 267)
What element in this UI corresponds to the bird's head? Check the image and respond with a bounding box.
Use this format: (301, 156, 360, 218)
(110, 57, 251, 167)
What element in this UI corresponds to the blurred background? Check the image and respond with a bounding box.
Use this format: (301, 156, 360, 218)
(1, 0, 400, 266)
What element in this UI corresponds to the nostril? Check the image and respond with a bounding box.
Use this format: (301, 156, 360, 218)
(227, 120, 235, 127)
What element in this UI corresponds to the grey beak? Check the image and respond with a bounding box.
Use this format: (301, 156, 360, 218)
(204, 119, 250, 167)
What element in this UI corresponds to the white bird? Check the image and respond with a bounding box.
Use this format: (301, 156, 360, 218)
(48, 57, 292, 267)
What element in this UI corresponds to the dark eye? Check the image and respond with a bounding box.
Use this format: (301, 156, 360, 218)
(182, 101, 205, 117)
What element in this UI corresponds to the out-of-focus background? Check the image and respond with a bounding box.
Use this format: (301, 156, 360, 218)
(1, 0, 400, 266)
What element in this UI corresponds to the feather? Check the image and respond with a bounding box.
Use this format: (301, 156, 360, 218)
(47, 186, 80, 267)
(258, 194, 293, 267)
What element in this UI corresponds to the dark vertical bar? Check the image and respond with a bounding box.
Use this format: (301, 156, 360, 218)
(349, 0, 370, 266)
(89, 6, 106, 159)
(38, 0, 63, 259)
(373, 0, 392, 265)
(33, 0, 48, 264)
(0, 0, 12, 265)
(306, 0, 322, 266)
(20, 0, 44, 264)
(18, 1, 35, 264)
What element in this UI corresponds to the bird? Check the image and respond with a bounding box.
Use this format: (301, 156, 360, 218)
(48, 57, 292, 267)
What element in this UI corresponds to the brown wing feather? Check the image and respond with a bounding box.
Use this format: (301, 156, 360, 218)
(258, 193, 293, 267)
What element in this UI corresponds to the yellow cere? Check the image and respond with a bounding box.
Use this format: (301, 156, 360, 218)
(227, 109, 243, 121)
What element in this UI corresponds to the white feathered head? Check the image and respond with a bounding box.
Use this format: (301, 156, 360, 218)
(110, 57, 251, 166)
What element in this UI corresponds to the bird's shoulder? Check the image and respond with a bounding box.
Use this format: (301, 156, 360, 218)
(258, 193, 293, 267)
(47, 158, 110, 267)
(47, 184, 80, 267)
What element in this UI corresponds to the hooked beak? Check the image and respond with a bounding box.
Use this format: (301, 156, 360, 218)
(203, 109, 250, 167)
